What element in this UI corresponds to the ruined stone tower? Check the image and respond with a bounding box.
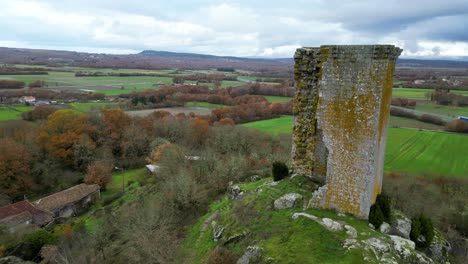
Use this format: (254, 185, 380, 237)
(292, 45, 402, 219)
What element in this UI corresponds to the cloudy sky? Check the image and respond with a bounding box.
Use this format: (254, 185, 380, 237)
(1, 0, 467, 59)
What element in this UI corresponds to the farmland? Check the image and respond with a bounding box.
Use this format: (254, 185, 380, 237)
(241, 116, 293, 136)
(0, 104, 33, 121)
(414, 103, 468, 118)
(264, 95, 293, 102)
(241, 116, 467, 177)
(392, 87, 468, 99)
(0, 66, 247, 96)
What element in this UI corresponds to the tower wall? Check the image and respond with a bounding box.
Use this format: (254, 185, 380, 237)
(292, 45, 401, 218)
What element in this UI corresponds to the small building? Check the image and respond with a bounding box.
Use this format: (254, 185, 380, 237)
(19, 96, 36, 104)
(34, 101, 50, 106)
(145, 164, 160, 174)
(34, 184, 100, 218)
(185, 156, 201, 161)
(0, 201, 52, 232)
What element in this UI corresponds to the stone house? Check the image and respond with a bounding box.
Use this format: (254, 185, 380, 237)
(34, 184, 100, 218)
(0, 201, 52, 232)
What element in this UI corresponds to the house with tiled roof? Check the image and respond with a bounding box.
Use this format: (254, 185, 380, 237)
(0, 201, 52, 231)
(34, 184, 100, 218)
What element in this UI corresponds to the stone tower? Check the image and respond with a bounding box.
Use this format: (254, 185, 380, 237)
(292, 45, 402, 219)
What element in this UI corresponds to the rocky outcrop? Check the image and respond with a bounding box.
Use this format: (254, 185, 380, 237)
(212, 221, 225, 241)
(424, 229, 451, 263)
(379, 222, 391, 234)
(389, 211, 412, 239)
(227, 183, 243, 199)
(237, 246, 262, 264)
(273, 193, 303, 210)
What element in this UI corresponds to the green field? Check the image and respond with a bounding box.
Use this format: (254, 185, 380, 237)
(385, 128, 467, 177)
(392, 88, 468, 99)
(389, 116, 443, 130)
(0, 72, 173, 95)
(241, 116, 293, 136)
(264, 96, 293, 102)
(0, 65, 249, 95)
(415, 103, 468, 118)
(68, 102, 121, 113)
(184, 102, 227, 108)
(0, 105, 33, 121)
(241, 116, 467, 177)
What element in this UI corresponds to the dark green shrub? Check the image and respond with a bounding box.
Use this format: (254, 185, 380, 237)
(272, 161, 288, 181)
(375, 193, 392, 222)
(368, 204, 384, 228)
(24, 229, 56, 252)
(410, 214, 434, 248)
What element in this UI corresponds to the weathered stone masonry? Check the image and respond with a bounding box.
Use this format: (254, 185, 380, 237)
(292, 45, 401, 219)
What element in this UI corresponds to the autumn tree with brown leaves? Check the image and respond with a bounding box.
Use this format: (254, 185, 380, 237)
(0, 138, 32, 200)
(37, 110, 90, 167)
(84, 161, 113, 188)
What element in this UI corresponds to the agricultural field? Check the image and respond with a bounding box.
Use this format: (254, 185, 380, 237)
(126, 106, 213, 117)
(241, 116, 293, 136)
(264, 96, 293, 102)
(241, 116, 467, 177)
(392, 87, 468, 99)
(0, 104, 33, 121)
(68, 102, 122, 113)
(0, 71, 172, 95)
(184, 102, 227, 108)
(414, 103, 468, 118)
(385, 128, 467, 177)
(0, 66, 247, 96)
(389, 116, 444, 130)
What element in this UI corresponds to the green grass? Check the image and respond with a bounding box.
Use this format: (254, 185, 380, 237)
(0, 71, 173, 95)
(384, 128, 468, 177)
(178, 177, 375, 264)
(0, 105, 33, 121)
(241, 116, 293, 136)
(389, 116, 443, 130)
(68, 102, 121, 113)
(264, 96, 293, 102)
(184, 102, 227, 109)
(415, 103, 468, 118)
(392, 88, 468, 99)
(221, 80, 245, 88)
(100, 168, 147, 201)
(241, 117, 468, 177)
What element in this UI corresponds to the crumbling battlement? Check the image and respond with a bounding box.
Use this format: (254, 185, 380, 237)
(292, 45, 402, 219)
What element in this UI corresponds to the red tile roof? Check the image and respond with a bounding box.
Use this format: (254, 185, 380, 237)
(0, 200, 51, 226)
(34, 184, 100, 212)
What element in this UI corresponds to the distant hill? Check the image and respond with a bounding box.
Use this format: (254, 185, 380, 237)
(0, 47, 291, 72)
(0, 47, 467, 71)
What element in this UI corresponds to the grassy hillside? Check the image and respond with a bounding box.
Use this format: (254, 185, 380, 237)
(177, 177, 373, 264)
(241, 117, 467, 177)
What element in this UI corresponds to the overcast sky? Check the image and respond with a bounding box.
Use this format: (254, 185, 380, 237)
(1, 0, 467, 59)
